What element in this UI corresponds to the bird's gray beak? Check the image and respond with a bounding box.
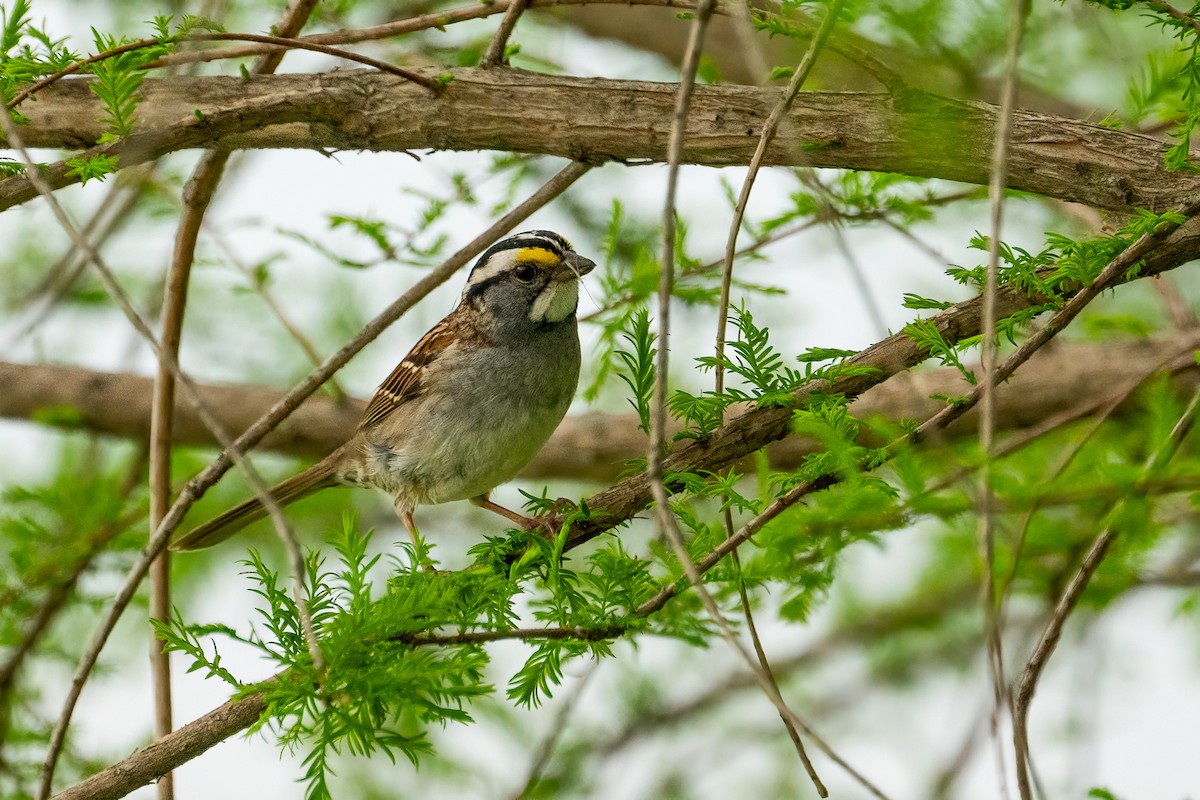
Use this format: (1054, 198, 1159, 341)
(556, 251, 596, 280)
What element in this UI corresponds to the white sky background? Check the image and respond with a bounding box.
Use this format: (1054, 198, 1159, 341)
(1, 1, 1198, 798)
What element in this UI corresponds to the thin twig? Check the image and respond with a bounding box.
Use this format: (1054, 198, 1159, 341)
(481, 0, 530, 68)
(203, 222, 348, 401)
(1151, 275, 1198, 329)
(149, 0, 706, 69)
(715, 0, 845, 380)
(507, 662, 598, 800)
(148, 7, 323, 796)
(25, 158, 591, 800)
(391, 625, 624, 645)
(0, 105, 325, 800)
(5, 37, 160, 108)
(253, 0, 323, 74)
(6, 30, 439, 110)
(978, 1, 1030, 796)
(914, 192, 1200, 442)
(188, 32, 442, 91)
(1011, 382, 1200, 800)
(1139, 0, 1200, 35)
(580, 193, 971, 324)
(2, 169, 151, 349)
(148, 150, 230, 800)
(649, 3, 876, 796)
(709, 2, 844, 791)
(994, 364, 1163, 619)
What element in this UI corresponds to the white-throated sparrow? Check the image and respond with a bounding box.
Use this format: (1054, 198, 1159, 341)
(172, 230, 595, 551)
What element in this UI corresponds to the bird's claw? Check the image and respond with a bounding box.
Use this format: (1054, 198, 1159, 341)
(529, 497, 579, 538)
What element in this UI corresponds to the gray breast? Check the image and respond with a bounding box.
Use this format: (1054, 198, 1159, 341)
(365, 323, 580, 506)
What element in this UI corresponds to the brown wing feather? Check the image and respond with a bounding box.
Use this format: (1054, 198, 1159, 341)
(358, 307, 490, 429)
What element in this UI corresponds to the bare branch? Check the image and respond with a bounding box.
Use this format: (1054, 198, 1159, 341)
(51, 693, 268, 800)
(4, 331, 1199, 481)
(650, 6, 856, 795)
(481, 0, 530, 68)
(148, 147, 228, 800)
(1011, 382, 1200, 799)
(711, 0, 845, 790)
(3, 71, 1194, 213)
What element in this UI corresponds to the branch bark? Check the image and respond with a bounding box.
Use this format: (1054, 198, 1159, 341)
(2, 69, 1193, 213)
(560, 214, 1200, 549)
(3, 329, 1198, 480)
(50, 693, 267, 800)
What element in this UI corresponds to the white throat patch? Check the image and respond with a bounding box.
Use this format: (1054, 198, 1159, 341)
(529, 279, 579, 323)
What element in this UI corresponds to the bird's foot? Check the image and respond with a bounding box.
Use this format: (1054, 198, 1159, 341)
(472, 496, 539, 530)
(472, 495, 579, 539)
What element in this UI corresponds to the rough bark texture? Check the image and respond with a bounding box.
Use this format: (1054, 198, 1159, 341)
(3, 69, 1195, 212)
(51, 692, 267, 800)
(4, 331, 1200, 481)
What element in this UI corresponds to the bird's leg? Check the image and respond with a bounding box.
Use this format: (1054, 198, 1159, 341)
(471, 494, 540, 531)
(395, 500, 420, 548)
(396, 500, 441, 572)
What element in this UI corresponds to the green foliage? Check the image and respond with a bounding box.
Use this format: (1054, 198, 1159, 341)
(752, 172, 941, 241)
(0, 440, 148, 798)
(700, 305, 804, 402)
(0, 1, 75, 120)
(902, 292, 953, 311)
(905, 317, 975, 384)
(613, 307, 656, 433)
(279, 170, 485, 271)
(64, 153, 119, 184)
(5, 3, 1200, 797)
(0, 12, 218, 173)
(86, 31, 153, 141)
(796, 346, 858, 362)
(160, 519, 716, 796)
(583, 200, 785, 403)
(1, 0, 30, 54)
(159, 521, 502, 800)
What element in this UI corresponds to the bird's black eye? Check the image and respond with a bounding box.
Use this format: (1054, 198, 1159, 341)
(513, 263, 537, 283)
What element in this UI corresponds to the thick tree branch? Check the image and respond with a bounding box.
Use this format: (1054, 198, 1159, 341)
(2, 69, 1193, 213)
(561, 216, 1200, 550)
(50, 693, 267, 800)
(4, 330, 1199, 480)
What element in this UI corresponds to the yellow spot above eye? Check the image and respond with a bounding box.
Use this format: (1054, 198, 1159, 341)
(517, 247, 559, 267)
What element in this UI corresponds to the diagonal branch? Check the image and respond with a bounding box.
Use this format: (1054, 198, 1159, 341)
(51, 692, 269, 800)
(480, 0, 530, 68)
(1011, 381, 1200, 800)
(32, 158, 592, 800)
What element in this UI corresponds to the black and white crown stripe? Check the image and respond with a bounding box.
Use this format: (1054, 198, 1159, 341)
(461, 231, 575, 298)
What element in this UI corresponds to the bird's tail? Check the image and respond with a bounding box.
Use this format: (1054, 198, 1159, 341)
(171, 453, 343, 551)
